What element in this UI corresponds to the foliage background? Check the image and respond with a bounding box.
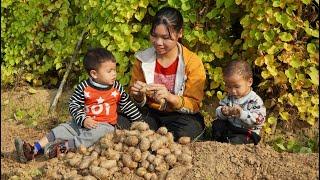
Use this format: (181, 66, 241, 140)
(1, 0, 319, 152)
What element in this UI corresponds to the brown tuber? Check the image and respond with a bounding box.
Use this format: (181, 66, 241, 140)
(178, 136, 191, 145)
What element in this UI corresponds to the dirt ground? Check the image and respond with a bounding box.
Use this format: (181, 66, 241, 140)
(1, 87, 319, 179)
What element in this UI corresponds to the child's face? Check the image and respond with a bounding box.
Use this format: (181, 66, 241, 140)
(150, 24, 182, 56)
(90, 60, 116, 86)
(224, 74, 252, 99)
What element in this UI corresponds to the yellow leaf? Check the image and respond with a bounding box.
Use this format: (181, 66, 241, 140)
(217, 91, 224, 100)
(255, 56, 265, 67)
(274, 71, 287, 84)
(264, 126, 272, 134)
(28, 88, 37, 94)
(279, 111, 290, 121)
(267, 116, 277, 124)
(261, 70, 271, 79)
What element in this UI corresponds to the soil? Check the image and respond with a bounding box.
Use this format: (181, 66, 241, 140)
(1, 87, 319, 179)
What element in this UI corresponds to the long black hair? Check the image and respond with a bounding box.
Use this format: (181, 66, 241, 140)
(150, 7, 183, 40)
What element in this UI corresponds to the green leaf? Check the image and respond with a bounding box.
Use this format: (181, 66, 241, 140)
(279, 32, 293, 42)
(288, 55, 301, 68)
(308, 67, 319, 85)
(216, 0, 224, 8)
(307, 43, 317, 54)
(301, 0, 312, 4)
(276, 143, 286, 151)
(135, 8, 147, 22)
(206, 9, 220, 20)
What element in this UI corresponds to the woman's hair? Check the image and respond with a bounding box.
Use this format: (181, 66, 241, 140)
(150, 7, 183, 39)
(223, 60, 253, 80)
(83, 48, 116, 74)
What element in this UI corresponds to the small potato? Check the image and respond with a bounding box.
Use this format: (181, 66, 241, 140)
(79, 144, 87, 154)
(165, 154, 177, 166)
(150, 173, 158, 180)
(151, 139, 163, 151)
(87, 146, 95, 152)
(139, 138, 151, 152)
(147, 163, 155, 172)
(91, 151, 99, 159)
(140, 130, 154, 138)
(152, 156, 163, 166)
(144, 172, 152, 180)
(156, 148, 171, 156)
(122, 167, 131, 174)
(157, 127, 168, 135)
(99, 160, 117, 169)
(141, 160, 150, 169)
(91, 159, 100, 166)
(105, 149, 120, 160)
(68, 156, 82, 167)
(122, 153, 132, 167)
(165, 132, 174, 144)
(141, 151, 150, 161)
(125, 135, 139, 146)
(79, 156, 94, 169)
(178, 137, 191, 145)
(130, 121, 149, 131)
(105, 132, 114, 139)
(82, 175, 97, 180)
(147, 154, 155, 162)
(117, 161, 124, 168)
(114, 142, 123, 152)
(94, 144, 102, 154)
(132, 149, 142, 162)
(66, 152, 75, 159)
(136, 167, 147, 177)
(155, 162, 169, 172)
(128, 146, 136, 154)
(125, 130, 140, 136)
(123, 145, 129, 152)
(178, 154, 192, 165)
(128, 161, 138, 169)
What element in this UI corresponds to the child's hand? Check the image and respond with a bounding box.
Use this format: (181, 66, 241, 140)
(221, 106, 231, 116)
(83, 117, 98, 129)
(229, 105, 242, 117)
(131, 81, 147, 102)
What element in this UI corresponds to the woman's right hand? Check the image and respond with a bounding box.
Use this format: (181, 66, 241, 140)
(131, 80, 147, 102)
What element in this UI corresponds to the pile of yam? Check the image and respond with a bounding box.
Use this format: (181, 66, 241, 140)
(47, 121, 193, 180)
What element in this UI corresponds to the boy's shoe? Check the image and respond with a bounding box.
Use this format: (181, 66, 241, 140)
(44, 139, 68, 159)
(14, 138, 36, 162)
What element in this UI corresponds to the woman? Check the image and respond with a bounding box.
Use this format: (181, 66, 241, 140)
(129, 7, 206, 141)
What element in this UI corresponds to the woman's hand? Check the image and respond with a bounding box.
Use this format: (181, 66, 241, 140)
(83, 116, 98, 129)
(131, 81, 147, 102)
(147, 83, 172, 102)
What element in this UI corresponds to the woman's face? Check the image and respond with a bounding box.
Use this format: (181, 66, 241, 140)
(150, 24, 182, 55)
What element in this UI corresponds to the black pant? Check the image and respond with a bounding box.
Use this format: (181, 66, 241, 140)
(211, 119, 261, 145)
(141, 107, 205, 141)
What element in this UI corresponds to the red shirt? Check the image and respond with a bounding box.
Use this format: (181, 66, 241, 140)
(154, 57, 179, 93)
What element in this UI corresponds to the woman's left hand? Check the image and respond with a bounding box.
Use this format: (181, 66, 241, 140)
(147, 83, 171, 102)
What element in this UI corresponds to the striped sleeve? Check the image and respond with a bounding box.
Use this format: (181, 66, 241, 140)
(69, 80, 88, 127)
(114, 81, 142, 121)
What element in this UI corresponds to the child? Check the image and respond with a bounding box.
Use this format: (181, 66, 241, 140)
(15, 48, 142, 162)
(211, 60, 266, 145)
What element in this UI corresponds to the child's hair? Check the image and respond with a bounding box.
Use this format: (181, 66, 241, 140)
(83, 48, 116, 74)
(223, 60, 253, 80)
(150, 7, 183, 39)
